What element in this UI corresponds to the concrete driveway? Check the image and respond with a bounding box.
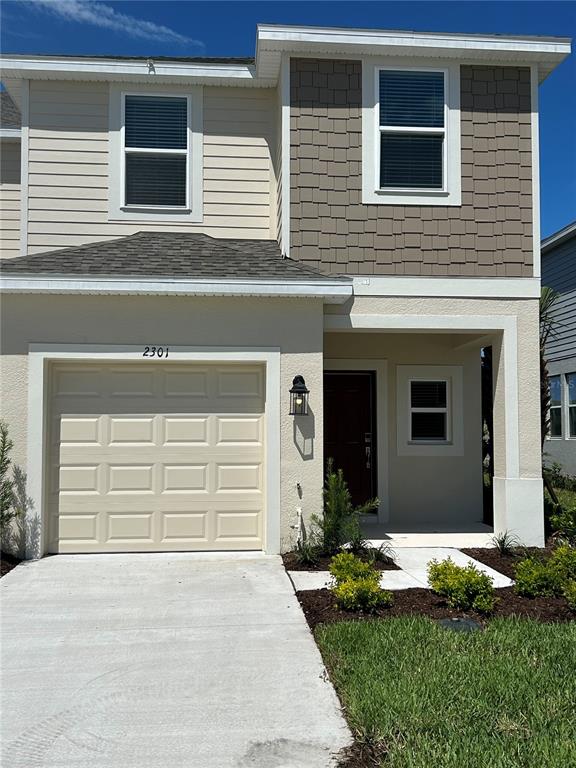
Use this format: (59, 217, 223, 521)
(1, 554, 350, 768)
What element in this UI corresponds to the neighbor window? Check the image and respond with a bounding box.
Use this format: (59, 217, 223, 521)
(378, 69, 445, 190)
(549, 375, 562, 438)
(123, 95, 189, 208)
(568, 373, 576, 438)
(409, 379, 449, 442)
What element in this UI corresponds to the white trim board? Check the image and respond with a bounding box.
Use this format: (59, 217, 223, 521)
(0, 275, 352, 303)
(324, 359, 390, 523)
(19, 79, 29, 257)
(351, 276, 541, 298)
(26, 344, 281, 559)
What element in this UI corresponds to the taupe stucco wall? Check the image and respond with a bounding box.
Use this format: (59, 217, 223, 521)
(0, 295, 325, 554)
(290, 59, 533, 277)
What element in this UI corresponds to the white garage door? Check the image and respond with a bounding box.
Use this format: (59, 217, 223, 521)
(49, 363, 265, 553)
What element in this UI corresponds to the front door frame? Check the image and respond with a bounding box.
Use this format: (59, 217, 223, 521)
(323, 359, 389, 523)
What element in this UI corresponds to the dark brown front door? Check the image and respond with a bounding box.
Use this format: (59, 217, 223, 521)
(324, 371, 377, 508)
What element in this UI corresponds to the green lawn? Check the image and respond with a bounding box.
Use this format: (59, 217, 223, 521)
(553, 487, 576, 510)
(316, 617, 576, 768)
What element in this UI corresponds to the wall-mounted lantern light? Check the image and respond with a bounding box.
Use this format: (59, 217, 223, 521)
(289, 375, 309, 416)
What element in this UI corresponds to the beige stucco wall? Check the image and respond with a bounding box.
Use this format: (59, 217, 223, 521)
(324, 332, 483, 526)
(0, 294, 325, 554)
(327, 295, 542, 479)
(0, 141, 21, 258)
(23, 81, 278, 255)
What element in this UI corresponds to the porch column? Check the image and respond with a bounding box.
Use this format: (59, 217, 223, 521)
(491, 309, 544, 546)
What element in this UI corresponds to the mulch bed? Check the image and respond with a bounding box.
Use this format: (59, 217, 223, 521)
(282, 551, 399, 572)
(297, 587, 574, 630)
(1, 551, 22, 578)
(461, 546, 554, 580)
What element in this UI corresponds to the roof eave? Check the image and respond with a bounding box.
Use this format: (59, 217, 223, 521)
(0, 274, 353, 304)
(541, 221, 576, 254)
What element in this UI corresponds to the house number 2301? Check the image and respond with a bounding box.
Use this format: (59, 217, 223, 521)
(143, 346, 169, 358)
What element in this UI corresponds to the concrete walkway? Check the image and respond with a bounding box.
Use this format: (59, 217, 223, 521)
(1, 554, 350, 768)
(289, 546, 513, 591)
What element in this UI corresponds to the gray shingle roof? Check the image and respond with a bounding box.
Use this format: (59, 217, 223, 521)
(0, 231, 347, 282)
(0, 91, 21, 130)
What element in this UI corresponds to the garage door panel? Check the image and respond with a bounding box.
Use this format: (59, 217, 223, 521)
(50, 363, 265, 553)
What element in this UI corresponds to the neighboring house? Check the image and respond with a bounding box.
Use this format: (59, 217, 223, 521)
(542, 221, 576, 475)
(0, 91, 21, 259)
(0, 25, 571, 558)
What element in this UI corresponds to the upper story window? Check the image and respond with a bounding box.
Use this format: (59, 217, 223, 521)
(568, 373, 576, 438)
(124, 95, 188, 208)
(379, 70, 445, 191)
(109, 86, 203, 223)
(362, 61, 461, 206)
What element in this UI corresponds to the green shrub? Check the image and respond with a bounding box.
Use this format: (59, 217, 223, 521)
(550, 506, 576, 545)
(563, 580, 576, 612)
(491, 530, 520, 555)
(311, 460, 378, 555)
(329, 552, 380, 585)
(514, 545, 576, 598)
(332, 577, 392, 612)
(427, 558, 497, 613)
(0, 420, 17, 531)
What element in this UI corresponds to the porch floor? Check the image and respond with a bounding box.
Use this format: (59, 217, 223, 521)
(361, 521, 494, 549)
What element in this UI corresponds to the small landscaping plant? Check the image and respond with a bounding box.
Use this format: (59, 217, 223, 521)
(329, 552, 392, 612)
(0, 421, 17, 532)
(491, 530, 521, 555)
(563, 580, 576, 612)
(514, 545, 576, 598)
(550, 506, 576, 546)
(427, 558, 497, 613)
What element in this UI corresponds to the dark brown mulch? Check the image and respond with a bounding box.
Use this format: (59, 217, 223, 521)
(1, 551, 22, 578)
(461, 546, 554, 580)
(297, 587, 574, 631)
(282, 551, 399, 572)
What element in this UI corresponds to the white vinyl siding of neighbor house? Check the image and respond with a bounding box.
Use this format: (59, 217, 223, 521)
(0, 141, 21, 258)
(542, 236, 576, 363)
(25, 81, 276, 254)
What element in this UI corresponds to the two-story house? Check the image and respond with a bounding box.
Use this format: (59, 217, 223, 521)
(542, 221, 576, 475)
(0, 25, 571, 558)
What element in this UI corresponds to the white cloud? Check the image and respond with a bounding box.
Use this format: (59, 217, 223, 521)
(27, 0, 203, 47)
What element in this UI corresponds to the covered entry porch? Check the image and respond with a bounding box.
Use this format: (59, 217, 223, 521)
(323, 298, 544, 547)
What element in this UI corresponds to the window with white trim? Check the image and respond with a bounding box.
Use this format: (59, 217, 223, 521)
(568, 373, 576, 438)
(409, 379, 449, 442)
(361, 61, 461, 206)
(123, 95, 189, 208)
(549, 375, 562, 438)
(378, 70, 445, 191)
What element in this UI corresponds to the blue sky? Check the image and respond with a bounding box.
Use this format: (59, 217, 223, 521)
(1, 1, 574, 237)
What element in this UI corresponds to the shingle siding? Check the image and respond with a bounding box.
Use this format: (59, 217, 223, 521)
(289, 59, 533, 276)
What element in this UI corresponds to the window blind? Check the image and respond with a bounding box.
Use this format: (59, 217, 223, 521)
(125, 154, 186, 207)
(380, 134, 443, 189)
(411, 381, 447, 409)
(411, 412, 447, 441)
(125, 96, 187, 149)
(379, 71, 444, 128)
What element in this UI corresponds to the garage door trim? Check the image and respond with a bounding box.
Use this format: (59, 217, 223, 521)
(27, 344, 281, 559)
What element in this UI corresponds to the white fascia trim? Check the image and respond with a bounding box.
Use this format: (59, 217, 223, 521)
(324, 312, 520, 478)
(19, 79, 29, 258)
(0, 275, 353, 303)
(0, 128, 21, 140)
(531, 65, 541, 279)
(351, 276, 541, 298)
(26, 344, 281, 558)
(0, 56, 273, 86)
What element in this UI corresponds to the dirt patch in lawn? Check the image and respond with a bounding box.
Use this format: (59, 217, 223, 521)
(282, 552, 399, 572)
(1, 551, 22, 578)
(461, 547, 553, 580)
(297, 587, 574, 630)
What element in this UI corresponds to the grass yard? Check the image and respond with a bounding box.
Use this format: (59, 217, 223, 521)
(317, 617, 576, 768)
(553, 486, 576, 510)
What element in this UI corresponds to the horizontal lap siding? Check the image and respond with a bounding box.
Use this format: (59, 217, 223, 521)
(0, 142, 21, 258)
(290, 59, 533, 277)
(542, 237, 576, 362)
(25, 82, 276, 255)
